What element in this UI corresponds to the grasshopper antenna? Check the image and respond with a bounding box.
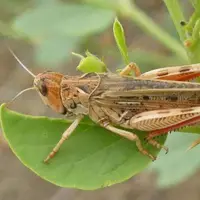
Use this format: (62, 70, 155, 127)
(8, 47, 36, 78)
(6, 87, 35, 106)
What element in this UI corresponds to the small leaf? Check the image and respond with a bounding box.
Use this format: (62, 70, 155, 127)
(0, 104, 166, 190)
(113, 18, 129, 65)
(75, 51, 107, 73)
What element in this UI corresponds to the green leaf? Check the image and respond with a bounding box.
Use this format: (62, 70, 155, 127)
(113, 18, 129, 65)
(13, 3, 115, 40)
(0, 104, 166, 190)
(34, 36, 80, 66)
(150, 132, 200, 188)
(75, 51, 107, 73)
(83, 0, 120, 10)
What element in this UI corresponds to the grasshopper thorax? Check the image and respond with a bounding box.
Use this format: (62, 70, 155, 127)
(34, 71, 67, 115)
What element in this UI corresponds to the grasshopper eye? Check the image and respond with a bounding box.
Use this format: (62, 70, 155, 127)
(39, 82, 48, 96)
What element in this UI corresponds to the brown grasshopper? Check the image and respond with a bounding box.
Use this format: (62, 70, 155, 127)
(8, 49, 200, 163)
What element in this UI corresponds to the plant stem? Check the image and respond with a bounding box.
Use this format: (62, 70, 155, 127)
(164, 0, 200, 63)
(164, 0, 186, 42)
(117, 1, 188, 62)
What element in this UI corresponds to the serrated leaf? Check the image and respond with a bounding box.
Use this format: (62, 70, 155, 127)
(0, 104, 166, 190)
(13, 3, 115, 40)
(113, 18, 129, 64)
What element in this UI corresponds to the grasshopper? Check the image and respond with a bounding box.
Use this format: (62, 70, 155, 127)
(8, 49, 200, 163)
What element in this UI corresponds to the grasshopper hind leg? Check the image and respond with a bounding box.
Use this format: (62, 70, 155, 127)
(130, 107, 200, 154)
(139, 64, 200, 81)
(100, 121, 156, 161)
(145, 136, 169, 154)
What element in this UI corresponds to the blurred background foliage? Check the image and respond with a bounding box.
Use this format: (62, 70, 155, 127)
(0, 0, 189, 68)
(1, 0, 200, 199)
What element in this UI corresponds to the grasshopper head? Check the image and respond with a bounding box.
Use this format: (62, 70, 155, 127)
(34, 72, 67, 114)
(8, 48, 70, 116)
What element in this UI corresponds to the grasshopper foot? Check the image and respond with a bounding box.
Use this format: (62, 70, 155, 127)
(148, 153, 157, 161)
(139, 148, 156, 161)
(146, 137, 169, 154)
(43, 150, 57, 163)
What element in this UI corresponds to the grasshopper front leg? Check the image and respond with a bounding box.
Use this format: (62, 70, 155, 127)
(44, 115, 83, 163)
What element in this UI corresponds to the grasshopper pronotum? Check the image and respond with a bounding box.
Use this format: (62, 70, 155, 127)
(8, 49, 200, 163)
